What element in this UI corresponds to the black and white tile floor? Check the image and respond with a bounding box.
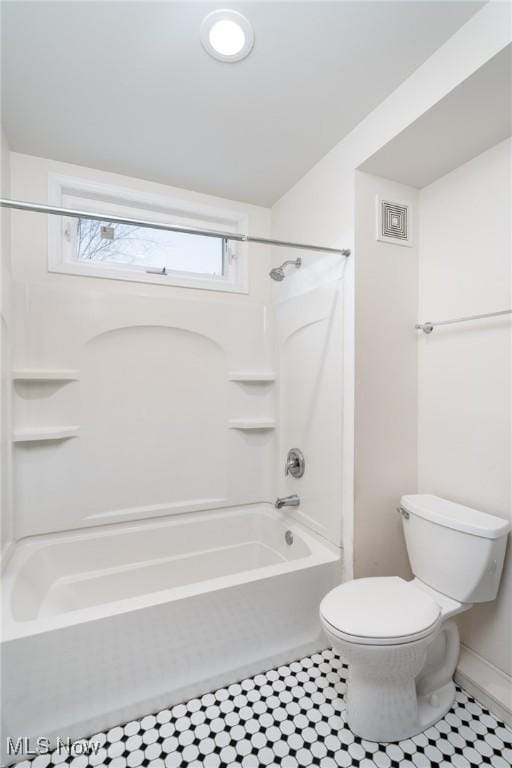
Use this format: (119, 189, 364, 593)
(18, 649, 512, 768)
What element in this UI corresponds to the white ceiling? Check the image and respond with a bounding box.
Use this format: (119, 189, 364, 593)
(1, 1, 484, 206)
(360, 45, 512, 188)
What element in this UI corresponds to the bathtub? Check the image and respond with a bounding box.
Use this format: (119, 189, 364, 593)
(1, 504, 340, 764)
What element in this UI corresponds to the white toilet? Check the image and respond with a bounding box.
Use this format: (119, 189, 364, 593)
(320, 494, 510, 743)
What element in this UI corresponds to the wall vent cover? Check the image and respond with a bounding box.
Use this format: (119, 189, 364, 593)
(377, 198, 412, 247)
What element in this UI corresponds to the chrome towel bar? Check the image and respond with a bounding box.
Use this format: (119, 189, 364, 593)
(416, 309, 512, 334)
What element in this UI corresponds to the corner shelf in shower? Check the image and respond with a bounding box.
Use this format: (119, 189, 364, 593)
(228, 419, 276, 430)
(13, 426, 80, 443)
(12, 369, 80, 382)
(228, 372, 276, 383)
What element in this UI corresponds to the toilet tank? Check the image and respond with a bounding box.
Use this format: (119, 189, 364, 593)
(400, 495, 510, 603)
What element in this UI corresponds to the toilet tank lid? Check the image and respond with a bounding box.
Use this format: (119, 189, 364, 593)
(401, 494, 511, 540)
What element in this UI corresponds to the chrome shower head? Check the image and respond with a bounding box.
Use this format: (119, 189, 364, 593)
(269, 257, 302, 281)
(269, 266, 285, 281)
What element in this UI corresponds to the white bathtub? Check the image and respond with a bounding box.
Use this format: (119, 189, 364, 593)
(1, 505, 340, 764)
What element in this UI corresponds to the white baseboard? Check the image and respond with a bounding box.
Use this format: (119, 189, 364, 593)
(455, 643, 512, 726)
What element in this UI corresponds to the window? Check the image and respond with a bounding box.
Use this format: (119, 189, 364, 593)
(72, 219, 224, 277)
(48, 175, 248, 292)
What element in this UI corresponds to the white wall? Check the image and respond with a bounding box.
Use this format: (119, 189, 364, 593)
(8, 154, 277, 539)
(354, 172, 418, 578)
(418, 138, 512, 679)
(272, 2, 510, 251)
(1, 129, 13, 553)
(10, 153, 272, 304)
(272, 2, 511, 579)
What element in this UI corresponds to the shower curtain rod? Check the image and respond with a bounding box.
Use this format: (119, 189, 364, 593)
(0, 198, 351, 257)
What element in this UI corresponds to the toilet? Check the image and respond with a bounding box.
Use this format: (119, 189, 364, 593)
(320, 494, 510, 743)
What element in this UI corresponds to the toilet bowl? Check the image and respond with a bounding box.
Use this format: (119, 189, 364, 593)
(320, 577, 463, 742)
(320, 494, 510, 742)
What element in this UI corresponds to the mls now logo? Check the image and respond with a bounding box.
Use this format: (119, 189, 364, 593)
(6, 737, 102, 757)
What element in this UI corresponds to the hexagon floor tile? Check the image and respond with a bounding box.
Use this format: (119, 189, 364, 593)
(14, 649, 512, 768)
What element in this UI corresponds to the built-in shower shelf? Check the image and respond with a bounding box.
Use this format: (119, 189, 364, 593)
(13, 426, 80, 443)
(13, 369, 80, 382)
(228, 419, 276, 430)
(228, 372, 276, 383)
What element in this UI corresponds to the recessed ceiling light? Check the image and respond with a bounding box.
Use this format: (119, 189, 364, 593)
(200, 10, 254, 63)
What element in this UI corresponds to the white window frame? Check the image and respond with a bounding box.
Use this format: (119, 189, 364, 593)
(47, 174, 249, 293)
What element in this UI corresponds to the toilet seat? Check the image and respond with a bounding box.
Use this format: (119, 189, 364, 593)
(320, 577, 442, 646)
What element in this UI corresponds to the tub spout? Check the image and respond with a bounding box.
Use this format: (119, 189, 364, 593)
(275, 494, 300, 509)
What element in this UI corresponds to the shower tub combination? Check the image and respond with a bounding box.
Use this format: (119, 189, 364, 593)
(1, 505, 340, 761)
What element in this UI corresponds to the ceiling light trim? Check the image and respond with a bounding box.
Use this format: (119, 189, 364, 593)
(200, 9, 254, 63)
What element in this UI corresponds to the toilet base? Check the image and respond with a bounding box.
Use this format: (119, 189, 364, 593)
(324, 620, 461, 743)
(345, 678, 456, 743)
(416, 681, 456, 735)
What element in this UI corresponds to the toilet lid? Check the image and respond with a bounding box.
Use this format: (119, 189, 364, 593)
(320, 577, 441, 646)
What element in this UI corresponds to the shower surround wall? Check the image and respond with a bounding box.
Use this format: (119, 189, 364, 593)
(0, 129, 13, 555)
(8, 153, 277, 538)
(273, 256, 347, 547)
(7, 152, 348, 548)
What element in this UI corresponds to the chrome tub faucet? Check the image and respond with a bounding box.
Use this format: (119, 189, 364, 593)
(275, 495, 300, 509)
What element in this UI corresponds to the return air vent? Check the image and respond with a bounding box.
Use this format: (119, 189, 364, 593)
(377, 198, 412, 247)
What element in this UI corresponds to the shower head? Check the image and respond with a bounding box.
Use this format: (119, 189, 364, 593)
(269, 266, 285, 281)
(269, 257, 302, 281)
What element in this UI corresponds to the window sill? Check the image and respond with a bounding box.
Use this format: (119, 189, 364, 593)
(48, 262, 248, 294)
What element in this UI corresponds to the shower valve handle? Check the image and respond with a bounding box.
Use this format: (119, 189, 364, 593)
(285, 448, 305, 478)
